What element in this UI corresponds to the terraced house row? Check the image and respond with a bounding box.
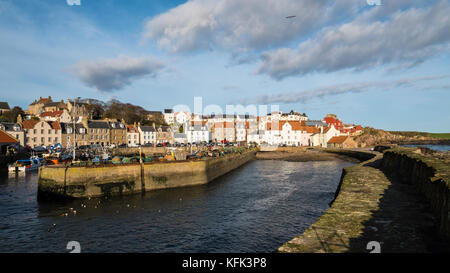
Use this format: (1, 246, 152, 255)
(1, 97, 363, 149)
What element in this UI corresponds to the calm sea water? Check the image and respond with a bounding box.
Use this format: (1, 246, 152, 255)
(0, 160, 353, 253)
(400, 144, 450, 151)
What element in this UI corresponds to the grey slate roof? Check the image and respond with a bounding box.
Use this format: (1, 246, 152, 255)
(306, 120, 327, 127)
(0, 102, 10, 110)
(88, 121, 110, 129)
(60, 123, 87, 134)
(140, 126, 156, 132)
(0, 122, 22, 131)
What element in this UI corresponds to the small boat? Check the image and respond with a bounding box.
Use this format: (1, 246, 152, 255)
(45, 154, 72, 165)
(8, 156, 43, 173)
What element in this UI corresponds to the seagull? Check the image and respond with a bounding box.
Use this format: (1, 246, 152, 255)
(286, 15, 296, 19)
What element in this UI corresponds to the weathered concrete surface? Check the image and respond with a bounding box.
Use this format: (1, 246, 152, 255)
(381, 147, 450, 241)
(278, 149, 450, 253)
(38, 149, 257, 199)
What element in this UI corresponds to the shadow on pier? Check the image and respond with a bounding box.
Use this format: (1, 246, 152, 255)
(345, 159, 450, 253)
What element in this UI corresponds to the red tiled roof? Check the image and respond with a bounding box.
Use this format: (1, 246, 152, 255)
(40, 110, 63, 117)
(50, 121, 61, 130)
(328, 136, 349, 144)
(22, 120, 39, 129)
(266, 121, 315, 132)
(214, 122, 234, 128)
(0, 130, 18, 143)
(191, 120, 207, 126)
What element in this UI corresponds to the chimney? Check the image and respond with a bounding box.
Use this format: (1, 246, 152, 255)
(81, 116, 88, 128)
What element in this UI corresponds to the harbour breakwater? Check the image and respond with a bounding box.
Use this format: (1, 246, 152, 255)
(38, 148, 257, 199)
(279, 147, 450, 253)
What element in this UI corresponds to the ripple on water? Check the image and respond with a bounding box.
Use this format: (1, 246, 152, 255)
(0, 160, 353, 252)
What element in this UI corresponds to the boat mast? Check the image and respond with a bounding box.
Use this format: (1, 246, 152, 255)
(72, 99, 76, 160)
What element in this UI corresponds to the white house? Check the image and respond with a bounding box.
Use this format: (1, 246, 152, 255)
(186, 121, 211, 143)
(39, 109, 72, 123)
(127, 124, 140, 146)
(138, 125, 156, 145)
(263, 121, 318, 146)
(163, 109, 175, 125)
(310, 125, 340, 148)
(235, 121, 248, 143)
(174, 112, 191, 124)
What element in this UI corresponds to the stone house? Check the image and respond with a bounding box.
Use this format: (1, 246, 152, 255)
(0, 130, 19, 155)
(60, 123, 88, 148)
(327, 136, 358, 149)
(43, 100, 67, 112)
(67, 99, 90, 118)
(156, 125, 173, 144)
(109, 120, 127, 146)
(40, 109, 72, 123)
(28, 96, 53, 116)
(0, 122, 25, 146)
(22, 120, 62, 148)
(0, 102, 10, 115)
(83, 120, 110, 147)
(213, 122, 235, 143)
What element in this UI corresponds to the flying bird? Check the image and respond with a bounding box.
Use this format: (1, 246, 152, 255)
(286, 15, 296, 19)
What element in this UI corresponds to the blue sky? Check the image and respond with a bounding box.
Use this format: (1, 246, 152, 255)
(0, 0, 449, 132)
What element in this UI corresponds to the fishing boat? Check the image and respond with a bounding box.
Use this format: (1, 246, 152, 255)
(8, 156, 43, 173)
(45, 153, 73, 165)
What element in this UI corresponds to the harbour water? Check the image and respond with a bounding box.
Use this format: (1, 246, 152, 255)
(400, 144, 450, 152)
(0, 159, 353, 253)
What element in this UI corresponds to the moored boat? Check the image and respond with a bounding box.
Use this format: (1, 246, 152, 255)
(8, 156, 43, 173)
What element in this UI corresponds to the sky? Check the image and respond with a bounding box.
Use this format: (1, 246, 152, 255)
(0, 0, 449, 132)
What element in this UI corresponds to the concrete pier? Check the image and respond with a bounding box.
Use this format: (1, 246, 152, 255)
(38, 148, 257, 199)
(278, 148, 450, 253)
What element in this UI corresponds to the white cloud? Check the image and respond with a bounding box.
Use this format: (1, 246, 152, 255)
(71, 56, 165, 92)
(142, 0, 360, 54)
(257, 0, 450, 79)
(238, 74, 450, 104)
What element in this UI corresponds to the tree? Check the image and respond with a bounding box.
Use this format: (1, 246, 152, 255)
(1, 106, 25, 123)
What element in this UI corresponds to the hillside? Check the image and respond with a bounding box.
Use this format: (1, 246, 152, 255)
(354, 127, 450, 147)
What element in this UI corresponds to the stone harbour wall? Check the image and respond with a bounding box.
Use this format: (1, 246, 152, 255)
(38, 149, 257, 199)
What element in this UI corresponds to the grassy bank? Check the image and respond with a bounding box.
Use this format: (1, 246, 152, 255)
(389, 131, 450, 140)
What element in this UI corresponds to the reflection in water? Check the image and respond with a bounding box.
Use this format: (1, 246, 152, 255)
(0, 159, 353, 252)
